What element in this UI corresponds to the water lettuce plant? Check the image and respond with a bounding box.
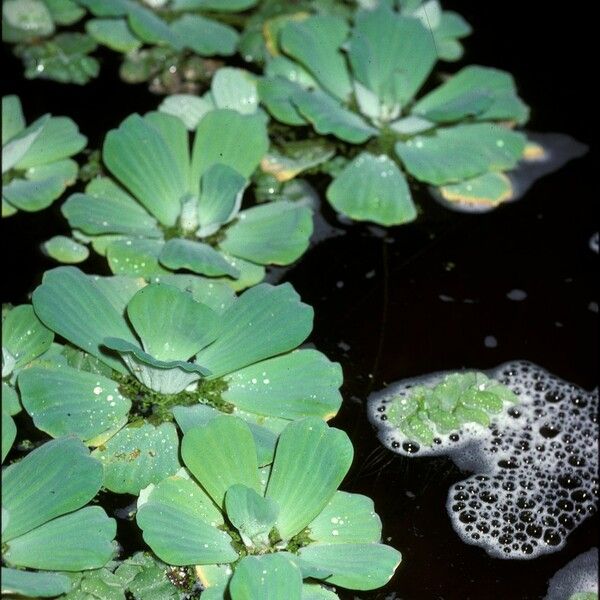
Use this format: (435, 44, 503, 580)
(57, 108, 312, 290)
(258, 4, 530, 224)
(2, 95, 86, 217)
(1, 437, 116, 598)
(137, 416, 401, 598)
(379, 371, 519, 448)
(19, 267, 342, 492)
(79, 0, 255, 91)
(2, 0, 99, 84)
(2, 303, 54, 460)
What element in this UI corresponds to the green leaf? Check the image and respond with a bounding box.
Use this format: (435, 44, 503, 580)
(103, 114, 187, 227)
(412, 65, 529, 124)
(3, 0, 54, 37)
(395, 123, 527, 185)
(349, 8, 436, 108)
(389, 115, 435, 135)
(218, 255, 266, 292)
(261, 139, 335, 182)
(307, 491, 381, 544)
(2, 174, 65, 212)
(126, 283, 219, 361)
(298, 543, 401, 590)
(2, 304, 53, 371)
(137, 475, 237, 565)
(63, 180, 161, 237)
(223, 349, 342, 420)
(92, 422, 180, 494)
(265, 56, 317, 89)
(126, 4, 180, 47)
(173, 405, 277, 467)
(1, 410, 16, 463)
(89, 274, 145, 315)
(193, 565, 229, 599)
(159, 93, 216, 131)
(86, 17, 141, 52)
(2, 114, 47, 173)
(212, 68, 258, 114)
(19, 364, 129, 442)
(43, 235, 89, 263)
(77, 0, 128, 17)
(197, 163, 246, 235)
(143, 111, 190, 185)
(438, 171, 513, 207)
(1, 437, 103, 542)
(220, 201, 312, 266)
(301, 583, 339, 600)
(170, 14, 238, 56)
(15, 116, 86, 169)
(195, 283, 312, 378)
(159, 239, 240, 278)
(257, 77, 307, 126)
(190, 109, 268, 182)
(181, 416, 260, 507)
(327, 152, 416, 226)
(229, 554, 302, 600)
(32, 267, 136, 372)
(150, 274, 235, 314)
(225, 484, 278, 546)
(2, 95, 25, 145)
(45, 0, 85, 25)
(280, 16, 351, 101)
(266, 418, 353, 540)
(293, 89, 377, 144)
(107, 239, 168, 277)
(4, 506, 115, 571)
(1, 382, 21, 415)
(1, 567, 72, 598)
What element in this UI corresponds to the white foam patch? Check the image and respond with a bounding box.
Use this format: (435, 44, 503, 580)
(367, 361, 598, 559)
(545, 548, 598, 600)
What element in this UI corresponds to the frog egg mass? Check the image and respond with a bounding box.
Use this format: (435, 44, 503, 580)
(368, 361, 598, 559)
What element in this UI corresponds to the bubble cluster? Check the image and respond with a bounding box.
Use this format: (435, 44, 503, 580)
(368, 361, 598, 559)
(544, 548, 598, 600)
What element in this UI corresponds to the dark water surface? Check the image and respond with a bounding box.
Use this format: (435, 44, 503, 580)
(2, 2, 597, 599)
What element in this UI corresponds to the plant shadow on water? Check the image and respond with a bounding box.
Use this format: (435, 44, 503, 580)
(1, 1, 597, 599)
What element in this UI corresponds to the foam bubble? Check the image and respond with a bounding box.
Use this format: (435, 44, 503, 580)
(368, 361, 598, 559)
(544, 548, 598, 600)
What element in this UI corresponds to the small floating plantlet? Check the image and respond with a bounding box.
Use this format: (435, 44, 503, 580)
(56, 107, 313, 289)
(1, 437, 116, 598)
(53, 551, 200, 599)
(18, 267, 342, 492)
(375, 370, 519, 449)
(137, 415, 401, 598)
(2, 0, 99, 84)
(368, 361, 599, 559)
(2, 95, 87, 217)
(258, 4, 532, 224)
